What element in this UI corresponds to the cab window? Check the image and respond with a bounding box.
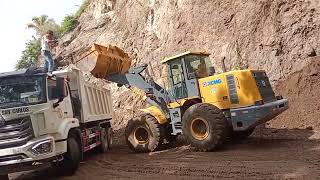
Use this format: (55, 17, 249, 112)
(170, 62, 183, 85)
(47, 78, 68, 100)
(185, 55, 215, 79)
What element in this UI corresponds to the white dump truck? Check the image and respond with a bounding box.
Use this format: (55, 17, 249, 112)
(0, 66, 113, 178)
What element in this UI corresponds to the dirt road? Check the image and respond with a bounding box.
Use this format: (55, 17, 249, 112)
(11, 128, 320, 180)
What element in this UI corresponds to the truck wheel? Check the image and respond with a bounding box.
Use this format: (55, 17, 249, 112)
(182, 103, 228, 151)
(0, 174, 9, 180)
(125, 114, 162, 153)
(106, 127, 113, 149)
(99, 127, 112, 153)
(57, 136, 81, 176)
(231, 128, 255, 140)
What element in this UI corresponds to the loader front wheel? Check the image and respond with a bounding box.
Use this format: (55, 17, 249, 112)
(182, 103, 228, 151)
(125, 114, 162, 153)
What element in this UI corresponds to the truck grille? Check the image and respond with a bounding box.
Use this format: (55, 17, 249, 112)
(0, 116, 34, 149)
(0, 154, 27, 163)
(252, 71, 276, 103)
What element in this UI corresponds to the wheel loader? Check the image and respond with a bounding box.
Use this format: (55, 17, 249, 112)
(76, 44, 289, 152)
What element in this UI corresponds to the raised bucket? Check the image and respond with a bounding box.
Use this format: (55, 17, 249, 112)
(75, 44, 131, 78)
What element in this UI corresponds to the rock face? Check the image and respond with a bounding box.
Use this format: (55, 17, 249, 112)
(56, 0, 320, 130)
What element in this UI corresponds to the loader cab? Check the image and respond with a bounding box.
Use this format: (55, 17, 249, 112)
(162, 51, 215, 100)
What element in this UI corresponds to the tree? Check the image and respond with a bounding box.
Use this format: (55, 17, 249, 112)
(15, 38, 41, 69)
(27, 15, 60, 37)
(17, 15, 60, 70)
(60, 15, 78, 34)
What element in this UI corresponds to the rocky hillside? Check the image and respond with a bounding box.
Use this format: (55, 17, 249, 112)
(55, 0, 320, 130)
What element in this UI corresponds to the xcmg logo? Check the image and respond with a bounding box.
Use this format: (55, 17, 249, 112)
(202, 79, 222, 87)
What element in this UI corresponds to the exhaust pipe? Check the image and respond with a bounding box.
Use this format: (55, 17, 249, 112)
(221, 57, 227, 72)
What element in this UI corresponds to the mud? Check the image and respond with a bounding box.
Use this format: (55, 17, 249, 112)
(11, 128, 320, 180)
(269, 57, 320, 129)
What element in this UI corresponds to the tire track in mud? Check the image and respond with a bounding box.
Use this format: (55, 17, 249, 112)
(12, 129, 320, 180)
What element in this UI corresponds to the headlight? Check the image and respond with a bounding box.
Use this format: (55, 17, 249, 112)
(30, 139, 53, 155)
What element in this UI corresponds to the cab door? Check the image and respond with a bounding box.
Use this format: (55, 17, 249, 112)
(168, 59, 188, 100)
(45, 78, 73, 134)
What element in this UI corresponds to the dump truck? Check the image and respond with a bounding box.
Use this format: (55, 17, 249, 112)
(77, 44, 289, 153)
(0, 66, 113, 179)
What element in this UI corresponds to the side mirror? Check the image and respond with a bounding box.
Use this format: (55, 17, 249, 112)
(56, 78, 66, 98)
(53, 78, 66, 108)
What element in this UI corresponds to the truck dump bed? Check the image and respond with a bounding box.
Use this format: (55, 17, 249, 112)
(57, 66, 113, 123)
(79, 74, 113, 123)
(75, 44, 131, 78)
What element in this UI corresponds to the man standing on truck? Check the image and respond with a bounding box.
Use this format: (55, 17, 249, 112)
(41, 30, 58, 75)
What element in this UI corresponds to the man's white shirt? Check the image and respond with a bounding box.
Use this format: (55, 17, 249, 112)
(41, 35, 51, 52)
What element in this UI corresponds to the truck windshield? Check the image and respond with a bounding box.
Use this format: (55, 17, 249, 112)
(0, 75, 46, 108)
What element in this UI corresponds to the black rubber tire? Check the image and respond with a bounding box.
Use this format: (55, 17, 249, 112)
(99, 128, 109, 153)
(106, 127, 113, 149)
(0, 174, 9, 180)
(182, 103, 228, 151)
(125, 114, 162, 153)
(231, 128, 255, 140)
(57, 136, 81, 176)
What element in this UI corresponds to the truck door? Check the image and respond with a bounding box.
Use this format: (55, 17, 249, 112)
(47, 78, 73, 132)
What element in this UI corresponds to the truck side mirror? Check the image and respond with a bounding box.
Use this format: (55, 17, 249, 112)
(56, 78, 66, 98)
(53, 78, 66, 108)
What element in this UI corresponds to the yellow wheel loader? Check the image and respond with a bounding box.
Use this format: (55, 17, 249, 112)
(77, 44, 289, 152)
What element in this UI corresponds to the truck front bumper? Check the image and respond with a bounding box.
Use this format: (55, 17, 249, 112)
(0, 135, 61, 174)
(230, 99, 289, 131)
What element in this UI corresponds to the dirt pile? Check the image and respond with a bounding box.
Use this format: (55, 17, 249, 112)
(55, 0, 320, 130)
(269, 57, 320, 129)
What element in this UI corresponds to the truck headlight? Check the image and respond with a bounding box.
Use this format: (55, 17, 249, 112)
(30, 139, 53, 155)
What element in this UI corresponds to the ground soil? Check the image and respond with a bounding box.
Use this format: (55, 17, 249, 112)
(269, 57, 320, 129)
(10, 127, 320, 180)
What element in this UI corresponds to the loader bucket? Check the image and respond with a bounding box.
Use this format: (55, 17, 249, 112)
(75, 44, 131, 78)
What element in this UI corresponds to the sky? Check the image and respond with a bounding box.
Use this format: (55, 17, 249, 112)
(0, 0, 84, 73)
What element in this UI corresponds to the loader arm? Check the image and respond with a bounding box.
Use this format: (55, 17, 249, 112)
(106, 64, 172, 118)
(75, 44, 172, 118)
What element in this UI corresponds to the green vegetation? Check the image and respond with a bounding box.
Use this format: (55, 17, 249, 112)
(15, 38, 41, 69)
(16, 0, 90, 69)
(75, 0, 90, 18)
(27, 15, 60, 37)
(60, 15, 78, 34)
(60, 0, 89, 34)
(16, 14, 60, 70)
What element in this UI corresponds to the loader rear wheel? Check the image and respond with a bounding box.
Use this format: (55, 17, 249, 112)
(182, 103, 228, 151)
(125, 114, 162, 153)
